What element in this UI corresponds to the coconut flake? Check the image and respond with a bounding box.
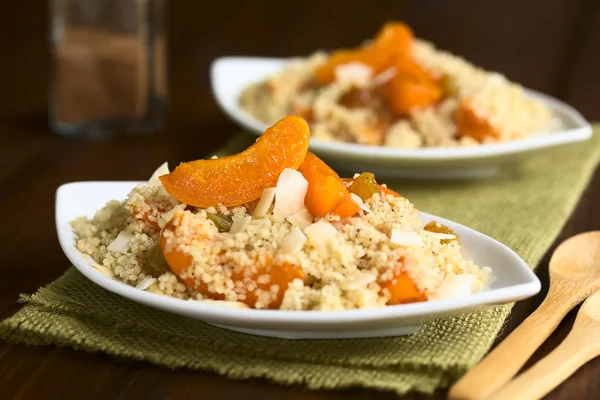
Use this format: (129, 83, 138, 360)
(273, 168, 308, 219)
(215, 232, 232, 240)
(253, 187, 277, 218)
(341, 273, 376, 291)
(370, 67, 397, 86)
(350, 193, 371, 213)
(281, 226, 307, 254)
(229, 215, 252, 234)
(480, 267, 496, 290)
(157, 204, 186, 229)
(335, 62, 373, 86)
(286, 209, 313, 229)
(390, 230, 424, 247)
(432, 274, 477, 300)
(92, 263, 114, 278)
(148, 162, 169, 186)
(304, 219, 338, 255)
(107, 231, 133, 253)
(136, 276, 157, 290)
(426, 231, 456, 241)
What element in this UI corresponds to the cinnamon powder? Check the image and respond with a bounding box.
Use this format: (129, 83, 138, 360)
(55, 27, 162, 125)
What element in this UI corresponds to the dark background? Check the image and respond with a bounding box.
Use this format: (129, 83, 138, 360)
(1, 1, 599, 399)
(2, 0, 599, 127)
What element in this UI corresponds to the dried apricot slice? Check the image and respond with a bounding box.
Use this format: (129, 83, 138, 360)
(160, 116, 310, 208)
(385, 54, 442, 117)
(160, 216, 304, 309)
(456, 99, 500, 142)
(371, 21, 413, 59)
(386, 75, 442, 117)
(291, 103, 314, 123)
(129, 204, 163, 231)
(380, 256, 427, 305)
(298, 152, 360, 218)
(394, 56, 437, 84)
(127, 199, 170, 232)
(160, 219, 197, 285)
(332, 193, 362, 218)
(238, 262, 304, 309)
(380, 185, 402, 198)
(315, 50, 358, 84)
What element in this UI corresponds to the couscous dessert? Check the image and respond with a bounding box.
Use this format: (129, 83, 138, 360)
(239, 22, 560, 148)
(72, 116, 493, 310)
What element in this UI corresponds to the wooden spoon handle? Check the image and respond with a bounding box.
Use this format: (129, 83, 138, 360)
(486, 324, 600, 400)
(448, 294, 572, 400)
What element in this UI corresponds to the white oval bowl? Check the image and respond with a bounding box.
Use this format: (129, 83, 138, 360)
(210, 56, 592, 179)
(56, 181, 540, 339)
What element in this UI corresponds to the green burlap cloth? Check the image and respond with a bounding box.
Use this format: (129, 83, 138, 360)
(2, 127, 600, 396)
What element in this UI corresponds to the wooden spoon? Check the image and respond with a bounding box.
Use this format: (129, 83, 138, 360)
(486, 289, 600, 400)
(448, 231, 600, 400)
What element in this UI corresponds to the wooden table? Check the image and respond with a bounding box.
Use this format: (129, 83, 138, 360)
(1, 0, 599, 399)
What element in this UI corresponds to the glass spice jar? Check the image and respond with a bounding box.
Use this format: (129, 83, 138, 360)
(49, 0, 167, 137)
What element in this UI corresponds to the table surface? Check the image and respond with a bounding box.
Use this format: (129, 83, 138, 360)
(2, 0, 600, 399)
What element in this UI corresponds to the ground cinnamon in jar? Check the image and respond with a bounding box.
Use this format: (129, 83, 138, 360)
(50, 0, 166, 135)
(55, 27, 148, 124)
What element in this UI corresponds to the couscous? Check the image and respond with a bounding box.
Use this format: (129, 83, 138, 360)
(239, 22, 560, 148)
(72, 116, 493, 310)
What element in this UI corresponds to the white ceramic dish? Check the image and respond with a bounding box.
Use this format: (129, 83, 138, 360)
(211, 57, 592, 179)
(56, 181, 540, 339)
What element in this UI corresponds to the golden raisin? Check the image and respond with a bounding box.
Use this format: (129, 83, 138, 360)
(424, 221, 460, 244)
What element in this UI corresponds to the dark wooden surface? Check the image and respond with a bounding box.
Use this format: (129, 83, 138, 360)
(1, 1, 599, 399)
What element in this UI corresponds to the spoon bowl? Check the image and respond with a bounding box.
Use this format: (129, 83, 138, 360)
(549, 231, 600, 278)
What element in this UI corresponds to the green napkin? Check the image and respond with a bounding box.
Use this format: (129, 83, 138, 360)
(3, 127, 600, 396)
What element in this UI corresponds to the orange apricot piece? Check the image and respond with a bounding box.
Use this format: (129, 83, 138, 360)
(455, 99, 500, 142)
(380, 185, 402, 198)
(315, 50, 359, 84)
(385, 55, 442, 116)
(160, 217, 303, 309)
(127, 198, 171, 232)
(360, 119, 388, 146)
(394, 56, 437, 84)
(386, 75, 442, 117)
(159, 218, 202, 290)
(332, 192, 362, 218)
(129, 205, 161, 231)
(291, 103, 314, 123)
(298, 152, 360, 218)
(380, 256, 427, 305)
(238, 262, 304, 309)
(159, 116, 310, 208)
(371, 21, 413, 59)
